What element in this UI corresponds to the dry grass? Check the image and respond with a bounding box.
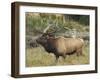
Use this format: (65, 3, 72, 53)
(26, 44, 89, 67)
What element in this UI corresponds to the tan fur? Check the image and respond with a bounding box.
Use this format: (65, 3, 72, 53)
(37, 35, 84, 60)
(54, 37, 84, 55)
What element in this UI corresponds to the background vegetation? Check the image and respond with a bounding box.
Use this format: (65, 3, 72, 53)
(25, 12, 90, 67)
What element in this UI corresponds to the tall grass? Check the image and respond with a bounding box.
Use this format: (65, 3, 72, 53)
(26, 45, 89, 67)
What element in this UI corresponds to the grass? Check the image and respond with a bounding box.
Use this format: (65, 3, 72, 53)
(25, 13, 89, 67)
(26, 45, 89, 67)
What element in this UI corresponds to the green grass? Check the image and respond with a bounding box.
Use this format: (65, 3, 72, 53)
(26, 45, 89, 67)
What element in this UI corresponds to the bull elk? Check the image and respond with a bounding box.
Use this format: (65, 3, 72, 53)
(36, 24, 84, 62)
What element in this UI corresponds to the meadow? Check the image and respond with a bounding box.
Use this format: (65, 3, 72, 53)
(26, 44, 89, 67)
(25, 12, 90, 67)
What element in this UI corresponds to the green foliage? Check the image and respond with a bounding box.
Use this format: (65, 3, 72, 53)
(26, 13, 89, 37)
(79, 15, 89, 25)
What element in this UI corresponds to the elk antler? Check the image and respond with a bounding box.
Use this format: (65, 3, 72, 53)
(43, 24, 51, 33)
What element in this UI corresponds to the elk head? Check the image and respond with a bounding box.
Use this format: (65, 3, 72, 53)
(36, 24, 55, 46)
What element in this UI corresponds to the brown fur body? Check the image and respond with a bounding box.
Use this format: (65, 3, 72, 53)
(36, 35, 84, 60)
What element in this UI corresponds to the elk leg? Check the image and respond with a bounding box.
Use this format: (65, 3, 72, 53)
(76, 48, 83, 56)
(80, 48, 85, 56)
(76, 49, 80, 56)
(62, 54, 66, 61)
(80, 48, 83, 55)
(52, 55, 59, 65)
(55, 55, 59, 63)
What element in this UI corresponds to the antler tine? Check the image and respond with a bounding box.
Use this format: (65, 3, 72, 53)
(43, 22, 52, 33)
(64, 27, 71, 31)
